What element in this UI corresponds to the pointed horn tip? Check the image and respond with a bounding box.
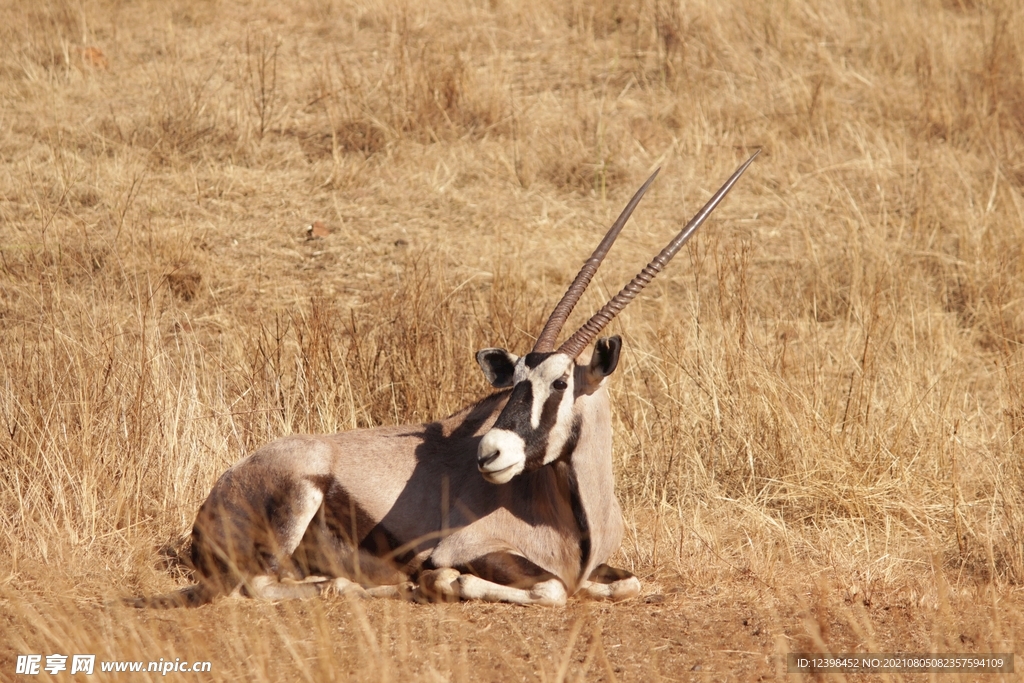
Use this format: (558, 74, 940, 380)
(556, 153, 760, 356)
(531, 168, 661, 353)
(643, 167, 661, 187)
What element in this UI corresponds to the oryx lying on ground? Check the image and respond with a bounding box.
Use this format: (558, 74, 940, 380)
(132, 152, 758, 607)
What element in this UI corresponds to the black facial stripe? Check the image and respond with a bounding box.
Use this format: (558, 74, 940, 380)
(538, 387, 562, 432)
(522, 386, 561, 464)
(491, 365, 572, 470)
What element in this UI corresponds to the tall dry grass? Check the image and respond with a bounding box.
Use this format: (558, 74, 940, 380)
(2, 0, 1023, 679)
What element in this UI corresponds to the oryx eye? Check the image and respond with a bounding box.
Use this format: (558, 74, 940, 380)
(552, 379, 568, 392)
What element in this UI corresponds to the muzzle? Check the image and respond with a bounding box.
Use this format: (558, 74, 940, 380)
(476, 429, 526, 484)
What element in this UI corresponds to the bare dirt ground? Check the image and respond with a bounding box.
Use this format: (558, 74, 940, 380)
(2, 0, 1024, 680)
(6, 570, 1021, 681)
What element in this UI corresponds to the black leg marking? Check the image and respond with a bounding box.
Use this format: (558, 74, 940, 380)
(455, 552, 556, 589)
(588, 563, 634, 584)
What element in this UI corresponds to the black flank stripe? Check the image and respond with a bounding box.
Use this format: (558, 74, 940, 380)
(564, 461, 591, 581)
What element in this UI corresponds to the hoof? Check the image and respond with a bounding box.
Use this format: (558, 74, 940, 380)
(417, 568, 462, 603)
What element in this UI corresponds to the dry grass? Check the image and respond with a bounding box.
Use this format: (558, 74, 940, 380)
(2, 0, 1024, 679)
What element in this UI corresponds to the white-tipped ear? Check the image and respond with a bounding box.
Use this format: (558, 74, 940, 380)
(581, 336, 621, 392)
(476, 348, 519, 388)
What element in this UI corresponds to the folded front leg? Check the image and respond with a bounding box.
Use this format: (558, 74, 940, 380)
(423, 552, 568, 606)
(416, 567, 461, 602)
(457, 575, 567, 606)
(579, 563, 640, 601)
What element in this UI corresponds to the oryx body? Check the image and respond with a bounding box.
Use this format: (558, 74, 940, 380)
(186, 349, 623, 606)
(134, 153, 757, 607)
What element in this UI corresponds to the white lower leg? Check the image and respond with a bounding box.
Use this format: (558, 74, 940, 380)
(363, 582, 415, 600)
(247, 575, 323, 600)
(457, 575, 567, 606)
(321, 577, 370, 598)
(579, 576, 641, 601)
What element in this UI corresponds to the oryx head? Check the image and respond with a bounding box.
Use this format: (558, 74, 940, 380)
(475, 152, 759, 484)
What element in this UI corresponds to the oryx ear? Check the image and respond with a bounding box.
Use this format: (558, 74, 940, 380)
(476, 348, 518, 388)
(583, 336, 621, 390)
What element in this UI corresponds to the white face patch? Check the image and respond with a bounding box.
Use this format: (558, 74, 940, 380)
(478, 353, 582, 482)
(541, 372, 578, 466)
(513, 354, 574, 430)
(536, 355, 576, 466)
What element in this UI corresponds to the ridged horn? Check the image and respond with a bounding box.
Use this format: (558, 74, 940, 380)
(532, 169, 660, 353)
(557, 150, 760, 359)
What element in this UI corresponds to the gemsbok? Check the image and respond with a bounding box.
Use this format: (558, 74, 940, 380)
(133, 152, 758, 608)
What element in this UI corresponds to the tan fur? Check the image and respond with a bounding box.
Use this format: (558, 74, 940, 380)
(136, 356, 635, 607)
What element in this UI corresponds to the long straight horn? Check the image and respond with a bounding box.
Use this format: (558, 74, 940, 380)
(532, 169, 660, 352)
(557, 150, 760, 359)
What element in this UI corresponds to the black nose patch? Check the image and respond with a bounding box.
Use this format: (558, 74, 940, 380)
(493, 381, 533, 433)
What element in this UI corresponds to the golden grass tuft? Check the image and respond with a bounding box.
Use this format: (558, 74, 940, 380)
(2, 0, 1024, 679)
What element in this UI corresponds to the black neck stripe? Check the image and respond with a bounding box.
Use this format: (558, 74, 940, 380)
(565, 464, 591, 581)
(553, 418, 589, 579)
